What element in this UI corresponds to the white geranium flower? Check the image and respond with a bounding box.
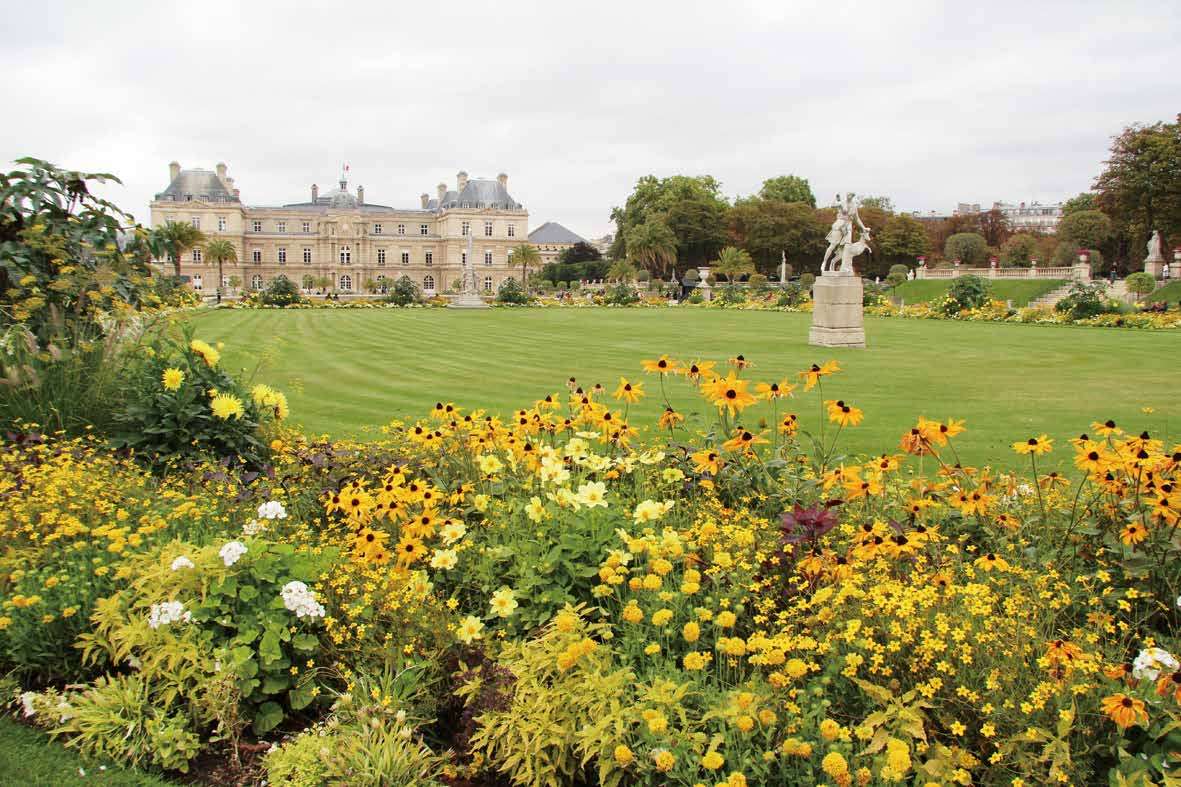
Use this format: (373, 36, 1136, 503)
(280, 580, 325, 620)
(147, 601, 191, 630)
(170, 556, 195, 571)
(1132, 647, 1179, 680)
(242, 519, 265, 536)
(257, 500, 288, 520)
(219, 540, 247, 566)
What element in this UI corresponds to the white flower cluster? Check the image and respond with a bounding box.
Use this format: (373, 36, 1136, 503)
(148, 601, 191, 630)
(280, 581, 325, 620)
(242, 519, 266, 536)
(258, 500, 288, 520)
(170, 556, 195, 571)
(1132, 647, 1179, 680)
(219, 540, 247, 567)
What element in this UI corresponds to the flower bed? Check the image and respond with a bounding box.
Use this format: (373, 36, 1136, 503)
(2, 351, 1180, 785)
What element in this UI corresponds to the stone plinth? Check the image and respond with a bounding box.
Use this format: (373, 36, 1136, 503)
(809, 274, 865, 348)
(448, 293, 488, 309)
(1145, 259, 1165, 279)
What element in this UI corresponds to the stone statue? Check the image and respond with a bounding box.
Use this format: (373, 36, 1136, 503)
(461, 233, 477, 294)
(821, 193, 870, 274)
(1147, 230, 1163, 262)
(835, 228, 872, 275)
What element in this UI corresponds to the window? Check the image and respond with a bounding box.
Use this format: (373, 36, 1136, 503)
(423, 274, 435, 291)
(397, 223, 405, 235)
(373, 223, 382, 234)
(277, 221, 286, 233)
(192, 248, 202, 262)
(301, 221, 311, 233)
(425, 251, 433, 266)
(401, 251, 410, 265)
(461, 252, 467, 266)
(302, 247, 312, 264)
(339, 274, 352, 291)
(278, 247, 287, 264)
(377, 248, 386, 265)
(251, 274, 263, 290)
(461, 221, 470, 236)
(507, 224, 515, 237)
(192, 274, 203, 290)
(484, 221, 493, 237)
(252, 249, 262, 264)
(302, 275, 313, 289)
(483, 276, 493, 292)
(222, 274, 229, 287)
(419, 224, 428, 235)
(191, 216, 201, 229)
(252, 220, 262, 232)
(339, 245, 351, 264)
(507, 247, 514, 261)
(484, 251, 493, 266)
(217, 216, 227, 232)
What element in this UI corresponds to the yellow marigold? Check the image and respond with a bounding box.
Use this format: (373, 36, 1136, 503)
(161, 368, 184, 391)
(651, 608, 674, 627)
(613, 744, 634, 766)
(785, 658, 808, 679)
(821, 751, 849, 777)
(189, 339, 220, 367)
(715, 610, 736, 628)
(653, 749, 675, 772)
(683, 621, 700, 642)
(819, 718, 842, 741)
(701, 751, 724, 771)
(622, 603, 644, 624)
(210, 393, 245, 420)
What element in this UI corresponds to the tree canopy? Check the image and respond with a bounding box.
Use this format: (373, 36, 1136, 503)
(727, 197, 826, 274)
(758, 175, 816, 207)
(1093, 115, 1181, 259)
(610, 175, 730, 269)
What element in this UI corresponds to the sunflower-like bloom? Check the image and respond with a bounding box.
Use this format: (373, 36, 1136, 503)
(756, 378, 795, 400)
(701, 371, 757, 415)
(658, 407, 684, 430)
(1012, 434, 1053, 455)
(161, 368, 184, 391)
(210, 393, 244, 420)
(189, 339, 220, 367)
(613, 377, 645, 404)
(690, 448, 724, 475)
(721, 427, 769, 455)
(641, 355, 679, 374)
(826, 399, 864, 427)
(798, 360, 840, 391)
(1100, 693, 1148, 729)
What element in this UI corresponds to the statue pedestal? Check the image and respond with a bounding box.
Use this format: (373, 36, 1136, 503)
(809, 274, 865, 348)
(1145, 258, 1165, 279)
(448, 293, 488, 309)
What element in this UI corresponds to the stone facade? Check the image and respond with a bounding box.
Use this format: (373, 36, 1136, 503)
(150, 163, 528, 296)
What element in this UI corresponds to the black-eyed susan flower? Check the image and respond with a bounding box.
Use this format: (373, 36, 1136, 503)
(1100, 693, 1147, 729)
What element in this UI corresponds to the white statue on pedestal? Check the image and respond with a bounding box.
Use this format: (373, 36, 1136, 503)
(1146, 230, 1163, 262)
(821, 193, 871, 275)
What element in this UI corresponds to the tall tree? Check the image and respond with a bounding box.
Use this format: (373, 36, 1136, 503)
(944, 233, 989, 265)
(759, 175, 816, 207)
(728, 198, 826, 274)
(1057, 209, 1113, 251)
(625, 220, 678, 277)
(610, 175, 729, 266)
(203, 238, 237, 299)
(1061, 192, 1096, 216)
(509, 243, 541, 290)
(1094, 115, 1181, 264)
(557, 241, 601, 265)
(150, 220, 205, 278)
(711, 246, 755, 282)
(876, 214, 929, 266)
(976, 208, 1013, 248)
(859, 195, 895, 213)
(1000, 233, 1038, 267)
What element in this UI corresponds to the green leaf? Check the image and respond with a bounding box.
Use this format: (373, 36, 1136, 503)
(253, 701, 284, 735)
(262, 675, 290, 694)
(292, 633, 319, 652)
(238, 584, 259, 602)
(289, 682, 316, 710)
(259, 630, 283, 665)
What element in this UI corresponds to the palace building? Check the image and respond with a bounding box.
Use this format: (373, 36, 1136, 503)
(149, 162, 528, 296)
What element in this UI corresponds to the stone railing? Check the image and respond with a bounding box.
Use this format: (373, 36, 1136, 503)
(916, 263, 1089, 282)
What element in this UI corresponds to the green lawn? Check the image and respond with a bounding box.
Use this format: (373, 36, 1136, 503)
(1147, 280, 1181, 306)
(890, 278, 1065, 306)
(185, 308, 1179, 470)
(0, 716, 175, 787)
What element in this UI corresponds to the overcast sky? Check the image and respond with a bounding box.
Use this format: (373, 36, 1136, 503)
(2, 1, 1177, 237)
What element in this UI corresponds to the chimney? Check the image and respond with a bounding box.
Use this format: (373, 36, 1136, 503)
(311, 183, 319, 201)
(169, 161, 180, 181)
(420, 193, 430, 209)
(357, 185, 364, 205)
(457, 170, 468, 192)
(497, 172, 508, 188)
(437, 182, 447, 202)
(216, 162, 227, 183)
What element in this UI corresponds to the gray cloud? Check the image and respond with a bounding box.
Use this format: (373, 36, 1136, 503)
(1, 0, 1176, 237)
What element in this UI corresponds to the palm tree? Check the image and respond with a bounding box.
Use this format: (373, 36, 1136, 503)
(712, 246, 755, 283)
(607, 259, 638, 282)
(203, 238, 237, 300)
(509, 243, 542, 291)
(151, 221, 206, 278)
(624, 220, 678, 278)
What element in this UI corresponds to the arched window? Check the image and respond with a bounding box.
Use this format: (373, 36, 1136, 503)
(192, 274, 203, 290)
(483, 276, 493, 292)
(423, 275, 435, 291)
(251, 274, 263, 290)
(301, 275, 314, 290)
(339, 274, 352, 291)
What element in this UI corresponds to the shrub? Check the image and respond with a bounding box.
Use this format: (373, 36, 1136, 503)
(114, 330, 285, 467)
(385, 276, 421, 306)
(1125, 271, 1157, 299)
(605, 283, 639, 305)
(799, 272, 815, 290)
(943, 274, 991, 314)
(943, 232, 989, 265)
(258, 276, 304, 307)
(776, 283, 806, 307)
(1055, 281, 1116, 320)
(886, 264, 908, 288)
(496, 277, 530, 305)
(716, 284, 746, 305)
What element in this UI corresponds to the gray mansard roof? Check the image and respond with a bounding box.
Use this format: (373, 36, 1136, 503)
(528, 221, 586, 245)
(155, 169, 238, 202)
(435, 179, 521, 210)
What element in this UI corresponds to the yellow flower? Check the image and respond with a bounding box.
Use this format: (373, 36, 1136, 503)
(701, 371, 758, 415)
(613, 744, 634, 766)
(613, 377, 645, 404)
(456, 615, 484, 644)
(701, 751, 724, 771)
(683, 621, 700, 642)
(653, 749, 676, 772)
(489, 588, 518, 618)
(210, 393, 245, 420)
(189, 339, 220, 367)
(1012, 434, 1053, 455)
(161, 368, 184, 391)
(821, 751, 849, 777)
